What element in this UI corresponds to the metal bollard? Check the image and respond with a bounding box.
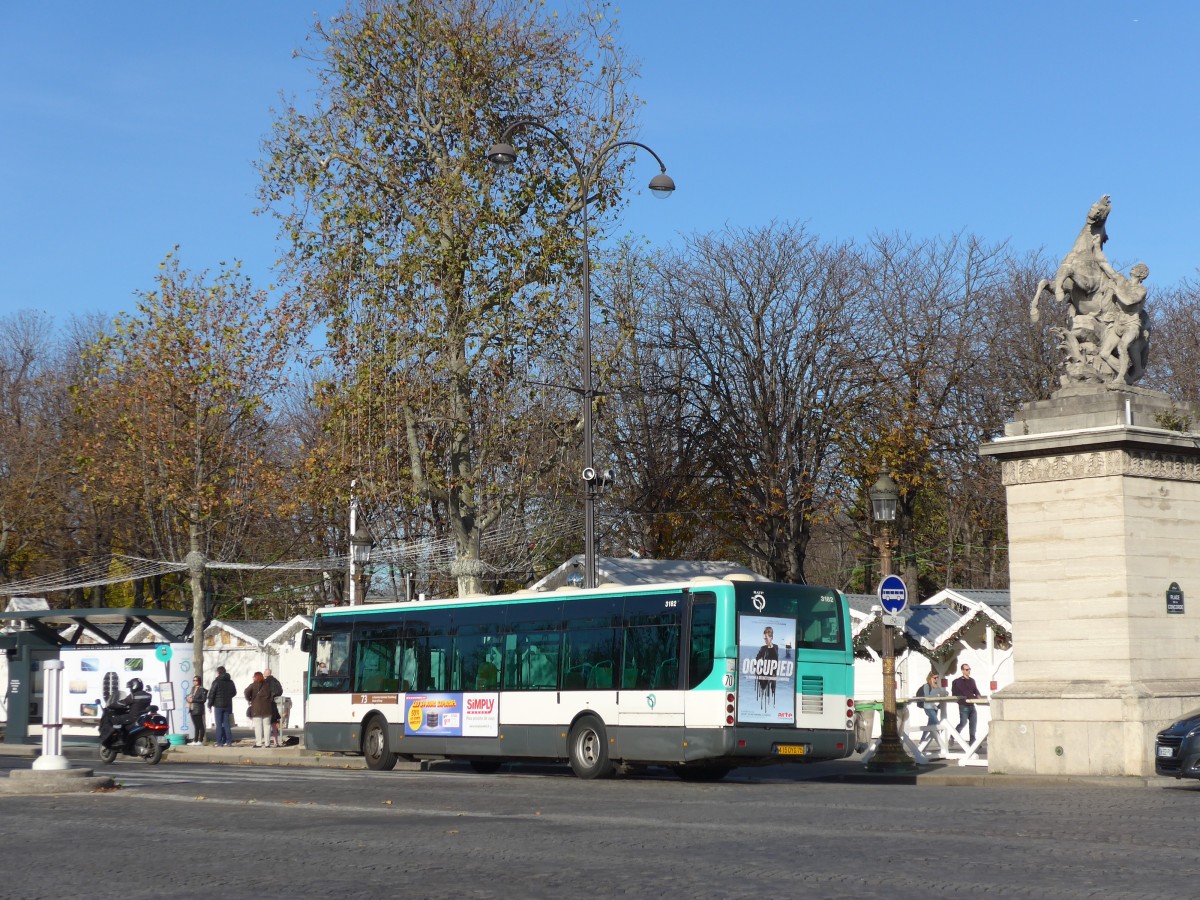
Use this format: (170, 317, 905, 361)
(33, 659, 70, 771)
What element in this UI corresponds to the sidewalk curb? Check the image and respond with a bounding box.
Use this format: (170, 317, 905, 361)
(0, 741, 1178, 787)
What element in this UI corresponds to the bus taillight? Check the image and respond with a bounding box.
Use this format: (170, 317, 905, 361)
(846, 698, 855, 726)
(726, 692, 736, 726)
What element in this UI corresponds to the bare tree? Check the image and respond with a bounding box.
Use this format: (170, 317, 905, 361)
(656, 223, 872, 582)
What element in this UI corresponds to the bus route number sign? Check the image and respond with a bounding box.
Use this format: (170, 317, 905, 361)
(878, 575, 908, 615)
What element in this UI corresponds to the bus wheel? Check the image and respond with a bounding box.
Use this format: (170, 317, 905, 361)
(568, 715, 614, 780)
(362, 717, 398, 771)
(468, 760, 502, 774)
(673, 763, 731, 782)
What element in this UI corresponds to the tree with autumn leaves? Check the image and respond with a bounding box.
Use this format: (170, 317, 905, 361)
(258, 0, 642, 594)
(74, 251, 299, 675)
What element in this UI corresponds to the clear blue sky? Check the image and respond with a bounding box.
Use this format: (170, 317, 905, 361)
(3, 1, 1198, 325)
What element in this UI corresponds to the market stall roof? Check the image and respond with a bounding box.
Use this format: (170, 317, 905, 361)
(0, 608, 192, 647)
(849, 589, 1011, 660)
(202, 618, 289, 647)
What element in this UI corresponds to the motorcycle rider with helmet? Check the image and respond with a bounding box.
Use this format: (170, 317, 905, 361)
(99, 678, 152, 745)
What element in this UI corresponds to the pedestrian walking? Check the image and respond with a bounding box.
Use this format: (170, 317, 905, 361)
(952, 663, 983, 744)
(208, 666, 237, 747)
(187, 675, 208, 745)
(915, 671, 947, 727)
(244, 671, 275, 748)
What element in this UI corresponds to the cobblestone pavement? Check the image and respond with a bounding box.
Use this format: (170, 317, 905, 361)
(1, 757, 1198, 898)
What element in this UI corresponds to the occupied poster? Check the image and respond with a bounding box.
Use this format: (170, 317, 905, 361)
(737, 615, 796, 724)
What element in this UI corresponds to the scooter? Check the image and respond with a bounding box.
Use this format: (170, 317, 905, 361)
(97, 704, 170, 765)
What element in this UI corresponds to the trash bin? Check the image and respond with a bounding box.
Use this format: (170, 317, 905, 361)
(854, 703, 880, 754)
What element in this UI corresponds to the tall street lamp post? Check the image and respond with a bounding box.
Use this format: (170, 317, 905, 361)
(487, 119, 675, 589)
(865, 472, 918, 773)
(347, 481, 374, 606)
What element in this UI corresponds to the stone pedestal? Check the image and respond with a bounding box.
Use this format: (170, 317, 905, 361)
(980, 385, 1200, 776)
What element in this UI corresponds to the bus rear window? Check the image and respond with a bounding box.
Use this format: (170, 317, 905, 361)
(734, 584, 845, 651)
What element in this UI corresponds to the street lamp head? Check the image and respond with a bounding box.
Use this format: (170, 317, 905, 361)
(869, 472, 900, 524)
(350, 522, 374, 565)
(486, 142, 518, 167)
(648, 171, 675, 199)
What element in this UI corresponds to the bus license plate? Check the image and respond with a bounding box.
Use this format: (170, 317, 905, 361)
(774, 744, 807, 756)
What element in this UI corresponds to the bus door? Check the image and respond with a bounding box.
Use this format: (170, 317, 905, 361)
(616, 592, 686, 729)
(499, 601, 562, 748)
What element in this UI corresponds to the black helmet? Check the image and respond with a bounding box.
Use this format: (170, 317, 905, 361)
(127, 678, 143, 692)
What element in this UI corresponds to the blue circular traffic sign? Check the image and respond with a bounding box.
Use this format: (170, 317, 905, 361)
(878, 575, 908, 614)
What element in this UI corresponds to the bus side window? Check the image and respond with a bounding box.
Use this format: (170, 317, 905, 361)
(519, 633, 560, 690)
(687, 593, 716, 689)
(622, 593, 683, 691)
(353, 629, 399, 693)
(456, 629, 503, 692)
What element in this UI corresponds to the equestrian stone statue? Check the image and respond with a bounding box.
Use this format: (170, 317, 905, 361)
(1030, 195, 1150, 387)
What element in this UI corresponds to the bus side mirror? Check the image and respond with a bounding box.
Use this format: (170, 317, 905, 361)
(300, 629, 313, 653)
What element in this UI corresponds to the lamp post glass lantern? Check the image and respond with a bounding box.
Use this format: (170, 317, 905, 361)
(486, 119, 674, 589)
(349, 521, 373, 605)
(865, 471, 917, 772)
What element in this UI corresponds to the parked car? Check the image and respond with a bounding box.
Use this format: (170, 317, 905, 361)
(1154, 709, 1200, 777)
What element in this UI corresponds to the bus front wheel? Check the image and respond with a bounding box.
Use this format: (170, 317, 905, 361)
(568, 715, 614, 780)
(362, 717, 398, 771)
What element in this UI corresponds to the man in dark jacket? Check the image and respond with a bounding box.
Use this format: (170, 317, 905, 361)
(207, 666, 238, 748)
(951, 663, 983, 745)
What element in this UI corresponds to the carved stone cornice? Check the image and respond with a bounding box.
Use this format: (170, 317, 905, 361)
(1001, 448, 1200, 486)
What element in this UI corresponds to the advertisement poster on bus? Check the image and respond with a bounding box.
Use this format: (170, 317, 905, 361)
(737, 615, 796, 724)
(404, 692, 499, 737)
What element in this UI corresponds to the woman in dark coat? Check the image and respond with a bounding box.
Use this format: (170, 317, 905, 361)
(244, 672, 275, 748)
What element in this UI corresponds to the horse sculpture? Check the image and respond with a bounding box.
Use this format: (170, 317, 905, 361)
(1029, 194, 1111, 324)
(1029, 195, 1152, 387)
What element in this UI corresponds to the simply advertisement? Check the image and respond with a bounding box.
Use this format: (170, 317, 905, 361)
(403, 692, 499, 737)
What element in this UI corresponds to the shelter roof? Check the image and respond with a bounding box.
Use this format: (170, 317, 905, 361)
(529, 556, 764, 592)
(0, 608, 192, 647)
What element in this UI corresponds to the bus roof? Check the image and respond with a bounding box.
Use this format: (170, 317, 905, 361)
(313, 574, 773, 618)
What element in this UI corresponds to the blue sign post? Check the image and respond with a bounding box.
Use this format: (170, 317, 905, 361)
(878, 574, 908, 615)
(865, 571, 918, 773)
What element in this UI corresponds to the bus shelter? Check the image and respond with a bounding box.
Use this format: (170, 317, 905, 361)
(0, 608, 192, 744)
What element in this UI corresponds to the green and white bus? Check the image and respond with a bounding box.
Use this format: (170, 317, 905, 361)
(302, 575, 855, 780)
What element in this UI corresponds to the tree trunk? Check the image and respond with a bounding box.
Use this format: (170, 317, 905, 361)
(186, 522, 206, 683)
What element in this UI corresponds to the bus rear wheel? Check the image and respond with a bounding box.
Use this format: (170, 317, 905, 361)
(362, 717, 398, 771)
(568, 715, 614, 780)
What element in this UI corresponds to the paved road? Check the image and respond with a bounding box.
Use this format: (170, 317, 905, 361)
(2, 757, 1200, 898)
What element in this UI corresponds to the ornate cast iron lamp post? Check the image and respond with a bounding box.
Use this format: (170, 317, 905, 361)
(487, 120, 674, 588)
(865, 472, 918, 773)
